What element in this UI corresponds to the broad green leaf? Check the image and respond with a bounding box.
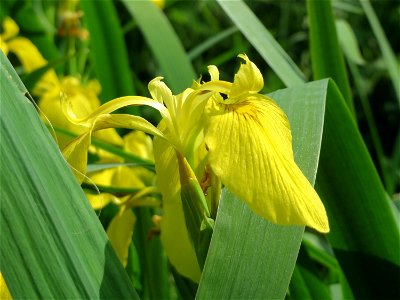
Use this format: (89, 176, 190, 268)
(316, 81, 400, 299)
(307, 0, 354, 115)
(196, 79, 329, 299)
(359, 0, 400, 103)
(80, 0, 138, 107)
(0, 53, 138, 298)
(217, 0, 305, 87)
(122, 0, 196, 94)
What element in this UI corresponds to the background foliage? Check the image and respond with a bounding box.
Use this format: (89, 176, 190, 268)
(1, 0, 399, 299)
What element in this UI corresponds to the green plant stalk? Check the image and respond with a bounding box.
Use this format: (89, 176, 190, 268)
(347, 60, 392, 193)
(80, 0, 138, 109)
(307, 0, 355, 115)
(359, 0, 400, 103)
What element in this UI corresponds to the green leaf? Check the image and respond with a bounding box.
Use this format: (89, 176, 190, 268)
(290, 245, 333, 300)
(122, 0, 196, 94)
(196, 79, 329, 299)
(316, 80, 400, 299)
(307, 0, 354, 115)
(0, 52, 138, 298)
(217, 0, 306, 87)
(80, 0, 138, 107)
(359, 0, 400, 103)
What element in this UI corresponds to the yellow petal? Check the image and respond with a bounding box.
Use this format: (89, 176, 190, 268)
(149, 77, 176, 116)
(0, 272, 12, 300)
(123, 131, 154, 161)
(229, 54, 264, 99)
(86, 193, 116, 210)
(107, 208, 136, 267)
(153, 135, 201, 282)
(63, 114, 165, 182)
(63, 95, 171, 128)
(207, 65, 219, 81)
(204, 95, 329, 233)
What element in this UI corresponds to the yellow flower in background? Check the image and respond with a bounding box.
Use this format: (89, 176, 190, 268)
(0, 17, 58, 95)
(61, 54, 329, 282)
(0, 17, 19, 55)
(0, 17, 122, 150)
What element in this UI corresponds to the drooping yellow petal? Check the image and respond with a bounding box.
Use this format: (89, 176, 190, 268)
(153, 135, 201, 282)
(107, 208, 136, 267)
(63, 114, 164, 182)
(204, 95, 329, 233)
(63, 95, 171, 128)
(229, 54, 264, 99)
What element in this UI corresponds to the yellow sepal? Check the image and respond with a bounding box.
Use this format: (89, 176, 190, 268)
(205, 95, 329, 233)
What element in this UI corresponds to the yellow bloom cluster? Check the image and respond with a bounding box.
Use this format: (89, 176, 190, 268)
(62, 54, 329, 282)
(3, 16, 329, 284)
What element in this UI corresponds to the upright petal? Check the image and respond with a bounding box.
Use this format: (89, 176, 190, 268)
(204, 96, 329, 233)
(229, 54, 264, 99)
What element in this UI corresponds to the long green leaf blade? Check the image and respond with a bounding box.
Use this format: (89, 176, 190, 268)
(316, 80, 400, 299)
(196, 79, 329, 299)
(359, 0, 400, 103)
(217, 0, 305, 87)
(0, 53, 138, 299)
(307, 0, 354, 114)
(122, 0, 196, 94)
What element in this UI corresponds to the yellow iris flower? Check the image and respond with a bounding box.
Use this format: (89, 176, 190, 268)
(62, 54, 329, 282)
